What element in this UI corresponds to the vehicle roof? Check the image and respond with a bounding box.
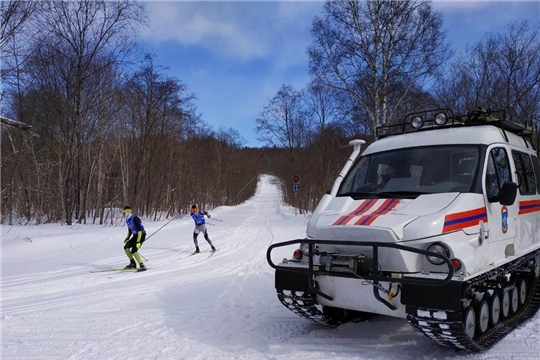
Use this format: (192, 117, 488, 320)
(363, 124, 536, 155)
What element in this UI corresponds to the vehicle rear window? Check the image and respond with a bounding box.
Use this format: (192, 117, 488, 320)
(512, 151, 536, 195)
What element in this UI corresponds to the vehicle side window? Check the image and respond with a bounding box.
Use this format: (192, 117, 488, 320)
(352, 156, 370, 190)
(532, 156, 540, 194)
(512, 151, 536, 195)
(523, 154, 537, 194)
(485, 147, 511, 202)
(340, 156, 371, 193)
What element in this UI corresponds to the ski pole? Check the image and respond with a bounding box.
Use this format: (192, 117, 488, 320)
(146, 217, 176, 241)
(211, 218, 223, 222)
(206, 222, 215, 226)
(139, 252, 148, 261)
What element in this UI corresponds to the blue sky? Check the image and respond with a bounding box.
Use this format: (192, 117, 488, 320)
(139, 1, 540, 147)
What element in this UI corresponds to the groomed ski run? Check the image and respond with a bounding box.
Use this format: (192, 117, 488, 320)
(3, 175, 539, 360)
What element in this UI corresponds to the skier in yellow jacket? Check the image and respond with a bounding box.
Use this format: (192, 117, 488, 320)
(122, 206, 147, 271)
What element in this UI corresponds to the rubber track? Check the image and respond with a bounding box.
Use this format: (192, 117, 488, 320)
(277, 290, 339, 327)
(407, 249, 540, 351)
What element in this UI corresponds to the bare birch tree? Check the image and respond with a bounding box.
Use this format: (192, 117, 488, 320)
(308, 0, 452, 131)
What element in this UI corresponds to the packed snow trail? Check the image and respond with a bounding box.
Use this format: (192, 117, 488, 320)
(2, 175, 539, 359)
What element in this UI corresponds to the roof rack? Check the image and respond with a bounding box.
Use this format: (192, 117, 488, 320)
(375, 107, 535, 150)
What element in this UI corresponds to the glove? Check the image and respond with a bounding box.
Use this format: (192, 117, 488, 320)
(136, 242, 141, 249)
(124, 238, 129, 245)
(208, 214, 211, 218)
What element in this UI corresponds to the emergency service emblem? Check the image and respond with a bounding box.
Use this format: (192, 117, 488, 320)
(501, 206, 508, 234)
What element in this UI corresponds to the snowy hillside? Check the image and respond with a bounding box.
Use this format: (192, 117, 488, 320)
(2, 175, 539, 360)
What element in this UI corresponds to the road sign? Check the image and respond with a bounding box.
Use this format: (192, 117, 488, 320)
(293, 183, 301, 192)
(292, 175, 301, 183)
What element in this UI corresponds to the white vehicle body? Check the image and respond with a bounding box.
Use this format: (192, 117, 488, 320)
(268, 109, 540, 351)
(306, 124, 540, 316)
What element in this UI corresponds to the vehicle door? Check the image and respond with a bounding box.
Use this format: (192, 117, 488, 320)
(512, 150, 540, 252)
(483, 146, 518, 247)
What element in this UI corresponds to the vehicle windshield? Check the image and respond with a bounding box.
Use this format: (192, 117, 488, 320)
(338, 145, 480, 199)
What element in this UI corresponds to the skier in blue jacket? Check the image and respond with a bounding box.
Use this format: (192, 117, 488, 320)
(122, 206, 146, 271)
(190, 204, 216, 254)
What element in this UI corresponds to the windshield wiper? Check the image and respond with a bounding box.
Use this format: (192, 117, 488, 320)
(339, 190, 429, 200)
(338, 192, 380, 199)
(377, 191, 428, 199)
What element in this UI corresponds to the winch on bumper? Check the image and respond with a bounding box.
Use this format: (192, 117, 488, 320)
(267, 239, 461, 312)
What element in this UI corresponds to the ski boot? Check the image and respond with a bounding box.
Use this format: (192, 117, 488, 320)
(193, 246, 200, 255)
(211, 245, 216, 252)
(137, 263, 146, 272)
(125, 259, 136, 269)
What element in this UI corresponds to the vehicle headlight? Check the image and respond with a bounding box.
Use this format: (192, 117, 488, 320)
(435, 112, 448, 125)
(426, 243, 450, 265)
(411, 116, 424, 129)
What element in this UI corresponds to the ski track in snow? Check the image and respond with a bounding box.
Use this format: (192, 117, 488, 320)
(2, 175, 540, 360)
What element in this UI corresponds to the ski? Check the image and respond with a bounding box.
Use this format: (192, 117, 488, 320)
(180, 252, 200, 259)
(180, 249, 218, 259)
(90, 267, 138, 273)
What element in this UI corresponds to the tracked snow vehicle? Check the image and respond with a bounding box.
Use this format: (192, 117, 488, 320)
(267, 108, 540, 351)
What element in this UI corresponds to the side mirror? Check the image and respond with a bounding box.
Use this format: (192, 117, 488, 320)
(500, 182, 518, 206)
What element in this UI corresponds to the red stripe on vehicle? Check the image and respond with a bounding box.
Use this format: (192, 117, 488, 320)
(518, 200, 540, 215)
(444, 207, 486, 221)
(442, 207, 487, 233)
(354, 199, 401, 226)
(332, 199, 377, 226)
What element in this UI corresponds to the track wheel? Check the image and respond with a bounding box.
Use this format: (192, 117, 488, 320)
(476, 300, 489, 334)
(501, 290, 510, 318)
(464, 306, 476, 339)
(510, 286, 519, 314)
(518, 279, 527, 306)
(488, 293, 501, 326)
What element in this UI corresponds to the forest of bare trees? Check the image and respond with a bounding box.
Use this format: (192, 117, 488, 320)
(1, 1, 261, 225)
(2, 0, 539, 224)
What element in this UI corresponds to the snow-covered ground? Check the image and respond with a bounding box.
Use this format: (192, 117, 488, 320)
(2, 175, 539, 360)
